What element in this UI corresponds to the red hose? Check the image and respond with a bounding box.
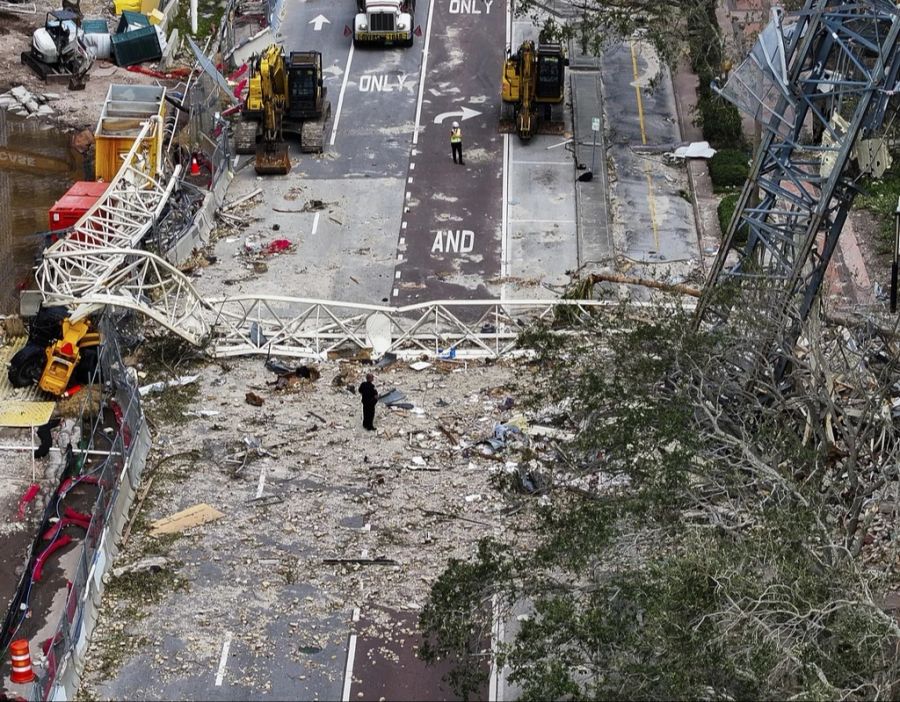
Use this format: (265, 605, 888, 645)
(16, 483, 40, 520)
(126, 65, 192, 80)
(227, 63, 248, 81)
(32, 535, 73, 582)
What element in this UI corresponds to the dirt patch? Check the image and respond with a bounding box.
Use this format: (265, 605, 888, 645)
(848, 209, 891, 296)
(0, 3, 175, 130)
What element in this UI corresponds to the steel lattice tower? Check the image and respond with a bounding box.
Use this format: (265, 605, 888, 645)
(694, 0, 900, 378)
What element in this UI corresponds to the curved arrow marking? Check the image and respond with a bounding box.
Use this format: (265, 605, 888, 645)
(310, 14, 331, 30)
(433, 106, 481, 125)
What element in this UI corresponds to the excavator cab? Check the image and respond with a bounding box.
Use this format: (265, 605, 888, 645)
(535, 44, 566, 102)
(286, 52, 324, 121)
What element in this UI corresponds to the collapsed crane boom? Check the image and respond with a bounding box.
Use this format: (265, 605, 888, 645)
(694, 0, 900, 380)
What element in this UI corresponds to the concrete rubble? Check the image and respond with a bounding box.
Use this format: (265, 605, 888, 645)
(75, 350, 582, 696)
(0, 86, 59, 118)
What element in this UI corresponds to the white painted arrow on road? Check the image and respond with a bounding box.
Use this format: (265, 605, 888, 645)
(433, 106, 481, 125)
(309, 14, 331, 30)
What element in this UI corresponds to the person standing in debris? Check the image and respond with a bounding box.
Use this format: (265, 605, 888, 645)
(358, 373, 379, 431)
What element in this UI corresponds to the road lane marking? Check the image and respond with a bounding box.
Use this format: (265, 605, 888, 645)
(255, 464, 266, 499)
(508, 219, 575, 224)
(330, 42, 355, 147)
(629, 41, 648, 146)
(489, 595, 503, 702)
(501, 133, 509, 298)
(341, 633, 358, 701)
(433, 106, 482, 124)
(309, 14, 330, 30)
(643, 165, 660, 251)
(215, 632, 233, 686)
(412, 0, 437, 145)
(511, 160, 571, 166)
(505, 0, 511, 47)
(501, 0, 510, 303)
(312, 212, 320, 235)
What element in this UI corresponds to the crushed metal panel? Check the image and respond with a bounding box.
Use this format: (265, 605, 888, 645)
(0, 401, 55, 427)
(187, 36, 239, 105)
(226, 27, 276, 69)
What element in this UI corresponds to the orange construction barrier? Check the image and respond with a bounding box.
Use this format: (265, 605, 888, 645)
(9, 639, 35, 684)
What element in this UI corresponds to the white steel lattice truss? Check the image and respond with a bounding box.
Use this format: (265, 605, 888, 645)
(208, 296, 610, 359)
(37, 118, 181, 306)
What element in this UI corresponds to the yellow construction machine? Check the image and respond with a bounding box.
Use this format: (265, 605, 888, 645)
(8, 307, 100, 396)
(38, 318, 100, 396)
(501, 40, 567, 141)
(234, 45, 331, 175)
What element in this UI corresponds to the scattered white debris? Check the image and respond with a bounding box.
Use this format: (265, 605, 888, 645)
(671, 140, 716, 159)
(138, 374, 200, 396)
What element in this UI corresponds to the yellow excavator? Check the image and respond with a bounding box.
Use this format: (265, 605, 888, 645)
(234, 45, 331, 175)
(501, 40, 567, 141)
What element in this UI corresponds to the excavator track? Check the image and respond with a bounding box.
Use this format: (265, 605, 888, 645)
(300, 100, 331, 153)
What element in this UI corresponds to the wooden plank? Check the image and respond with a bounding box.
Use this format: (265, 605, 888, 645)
(149, 503, 224, 535)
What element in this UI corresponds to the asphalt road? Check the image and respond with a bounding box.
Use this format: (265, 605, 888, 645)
(601, 40, 697, 269)
(392, 0, 506, 303)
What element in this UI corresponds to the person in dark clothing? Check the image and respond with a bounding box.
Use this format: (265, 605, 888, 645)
(358, 373, 379, 431)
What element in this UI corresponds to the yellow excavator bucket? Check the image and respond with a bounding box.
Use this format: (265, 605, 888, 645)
(255, 142, 291, 175)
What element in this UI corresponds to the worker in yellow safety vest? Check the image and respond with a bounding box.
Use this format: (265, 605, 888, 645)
(450, 121, 464, 165)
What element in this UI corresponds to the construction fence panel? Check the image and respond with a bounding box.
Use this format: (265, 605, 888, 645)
(28, 314, 151, 702)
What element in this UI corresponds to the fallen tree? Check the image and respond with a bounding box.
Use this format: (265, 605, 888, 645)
(419, 298, 900, 700)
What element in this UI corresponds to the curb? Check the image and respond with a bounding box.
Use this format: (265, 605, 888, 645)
(670, 60, 710, 277)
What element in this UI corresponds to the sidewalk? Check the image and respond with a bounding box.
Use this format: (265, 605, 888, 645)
(670, 56, 722, 276)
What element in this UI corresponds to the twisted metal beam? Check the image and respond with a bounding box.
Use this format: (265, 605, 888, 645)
(35, 118, 181, 302)
(695, 0, 900, 379)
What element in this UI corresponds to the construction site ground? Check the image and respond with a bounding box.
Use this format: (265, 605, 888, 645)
(78, 354, 532, 699)
(0, 0, 168, 130)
